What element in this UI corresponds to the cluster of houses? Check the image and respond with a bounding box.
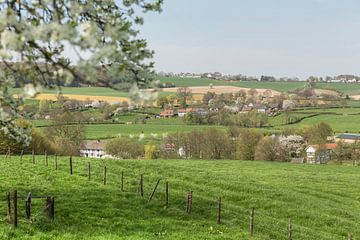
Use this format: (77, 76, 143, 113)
(158, 104, 279, 118)
(158, 108, 209, 118)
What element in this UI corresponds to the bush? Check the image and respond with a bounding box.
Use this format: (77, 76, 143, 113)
(105, 138, 144, 159)
(144, 144, 158, 159)
(254, 136, 288, 162)
(165, 128, 235, 159)
(235, 129, 263, 160)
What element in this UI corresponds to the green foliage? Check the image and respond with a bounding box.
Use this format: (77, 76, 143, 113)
(144, 144, 158, 159)
(235, 129, 263, 160)
(301, 122, 333, 144)
(254, 136, 288, 162)
(233, 111, 268, 127)
(165, 128, 235, 159)
(44, 112, 85, 155)
(105, 138, 144, 159)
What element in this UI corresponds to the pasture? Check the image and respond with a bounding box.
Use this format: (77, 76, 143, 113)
(0, 156, 358, 239)
(158, 76, 360, 96)
(269, 107, 360, 133)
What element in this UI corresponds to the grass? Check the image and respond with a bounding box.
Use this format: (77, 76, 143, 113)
(158, 76, 360, 95)
(0, 156, 359, 239)
(83, 122, 226, 139)
(269, 107, 360, 133)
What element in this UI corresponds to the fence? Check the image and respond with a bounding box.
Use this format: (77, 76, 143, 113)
(1, 151, 356, 239)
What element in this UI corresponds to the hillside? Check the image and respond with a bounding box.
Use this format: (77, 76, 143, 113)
(0, 156, 358, 239)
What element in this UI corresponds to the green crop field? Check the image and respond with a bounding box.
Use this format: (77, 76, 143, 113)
(0, 156, 358, 239)
(158, 76, 360, 95)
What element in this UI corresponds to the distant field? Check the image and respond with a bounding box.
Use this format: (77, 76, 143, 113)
(158, 76, 360, 95)
(33, 117, 227, 140)
(269, 107, 360, 133)
(158, 76, 305, 92)
(83, 122, 227, 140)
(0, 156, 358, 239)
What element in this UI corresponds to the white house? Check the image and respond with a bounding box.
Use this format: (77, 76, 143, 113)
(305, 143, 337, 164)
(80, 140, 109, 158)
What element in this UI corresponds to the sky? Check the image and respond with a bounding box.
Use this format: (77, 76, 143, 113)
(139, 0, 360, 79)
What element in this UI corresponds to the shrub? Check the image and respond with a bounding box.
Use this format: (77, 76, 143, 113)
(144, 144, 158, 159)
(105, 138, 144, 159)
(235, 129, 263, 160)
(254, 136, 288, 162)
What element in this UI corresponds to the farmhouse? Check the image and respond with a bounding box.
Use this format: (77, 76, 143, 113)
(305, 143, 337, 164)
(335, 133, 360, 144)
(159, 109, 175, 118)
(178, 108, 193, 117)
(80, 140, 108, 158)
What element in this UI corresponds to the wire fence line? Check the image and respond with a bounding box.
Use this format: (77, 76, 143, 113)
(0, 153, 356, 239)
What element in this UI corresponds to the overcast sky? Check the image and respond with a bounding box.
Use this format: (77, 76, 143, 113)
(139, 0, 360, 79)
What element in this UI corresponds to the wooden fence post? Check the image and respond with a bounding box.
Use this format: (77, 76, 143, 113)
(148, 179, 161, 202)
(50, 197, 55, 220)
(104, 166, 107, 185)
(46, 197, 55, 220)
(32, 149, 35, 164)
(6, 192, 11, 224)
(45, 151, 48, 166)
(88, 162, 91, 180)
(120, 171, 124, 191)
(217, 196, 221, 224)
(6, 147, 11, 160)
(250, 208, 254, 238)
(138, 174, 144, 197)
(26, 192, 31, 219)
(165, 179, 168, 208)
(20, 150, 24, 161)
(13, 190, 17, 228)
(288, 218, 292, 240)
(69, 156, 73, 175)
(55, 154, 58, 170)
(186, 191, 193, 214)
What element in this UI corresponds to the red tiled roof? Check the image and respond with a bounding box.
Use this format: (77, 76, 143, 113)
(310, 143, 337, 150)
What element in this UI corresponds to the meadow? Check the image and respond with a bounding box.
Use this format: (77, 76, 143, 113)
(268, 107, 360, 133)
(0, 156, 358, 239)
(158, 76, 360, 95)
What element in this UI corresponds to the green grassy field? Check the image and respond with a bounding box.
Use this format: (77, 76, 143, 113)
(269, 107, 360, 133)
(83, 122, 226, 140)
(0, 156, 358, 239)
(158, 76, 360, 95)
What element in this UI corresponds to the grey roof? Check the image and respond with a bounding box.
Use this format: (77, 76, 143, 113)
(336, 133, 360, 140)
(81, 140, 106, 150)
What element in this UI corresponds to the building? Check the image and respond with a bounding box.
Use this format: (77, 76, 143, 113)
(80, 140, 108, 158)
(159, 109, 175, 118)
(335, 133, 360, 144)
(177, 108, 193, 117)
(305, 143, 337, 164)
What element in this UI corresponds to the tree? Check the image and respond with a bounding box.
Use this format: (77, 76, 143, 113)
(0, 0, 163, 143)
(254, 136, 288, 162)
(235, 129, 262, 160)
(177, 87, 192, 108)
(105, 138, 144, 159)
(44, 111, 85, 155)
(302, 122, 333, 144)
(157, 96, 170, 109)
(202, 92, 216, 105)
